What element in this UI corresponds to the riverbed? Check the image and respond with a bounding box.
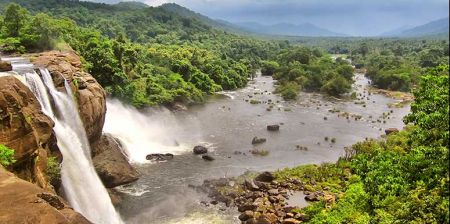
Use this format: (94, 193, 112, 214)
(107, 73, 410, 223)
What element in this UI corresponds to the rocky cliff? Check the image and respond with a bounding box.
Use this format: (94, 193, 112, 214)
(0, 76, 58, 189)
(0, 165, 90, 224)
(0, 50, 138, 222)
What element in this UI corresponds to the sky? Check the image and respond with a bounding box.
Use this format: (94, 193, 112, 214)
(92, 0, 449, 36)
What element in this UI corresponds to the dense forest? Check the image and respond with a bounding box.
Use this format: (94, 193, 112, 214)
(276, 65, 449, 223)
(0, 1, 448, 223)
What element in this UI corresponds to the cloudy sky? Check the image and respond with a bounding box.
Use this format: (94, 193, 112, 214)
(92, 0, 449, 36)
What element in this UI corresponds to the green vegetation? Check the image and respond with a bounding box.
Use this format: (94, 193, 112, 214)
(276, 65, 449, 223)
(329, 38, 449, 91)
(0, 144, 16, 167)
(0, 2, 280, 107)
(264, 47, 354, 100)
(46, 156, 61, 187)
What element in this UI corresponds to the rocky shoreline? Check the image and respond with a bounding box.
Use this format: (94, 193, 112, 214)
(191, 171, 337, 224)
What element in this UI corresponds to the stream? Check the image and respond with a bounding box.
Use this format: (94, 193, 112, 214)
(105, 72, 410, 223)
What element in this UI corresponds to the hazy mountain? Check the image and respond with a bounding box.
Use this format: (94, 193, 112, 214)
(398, 17, 449, 37)
(236, 22, 347, 37)
(380, 25, 414, 36)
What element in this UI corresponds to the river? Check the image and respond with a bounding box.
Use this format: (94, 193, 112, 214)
(106, 73, 410, 223)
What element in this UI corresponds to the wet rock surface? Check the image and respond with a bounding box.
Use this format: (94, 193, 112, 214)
(92, 134, 139, 188)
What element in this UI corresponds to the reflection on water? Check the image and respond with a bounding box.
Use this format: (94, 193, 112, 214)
(113, 73, 410, 223)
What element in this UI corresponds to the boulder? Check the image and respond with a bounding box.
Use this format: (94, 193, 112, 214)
(239, 211, 254, 221)
(193, 145, 208, 155)
(92, 134, 139, 188)
(0, 165, 90, 224)
(267, 125, 280, 131)
(146, 153, 174, 162)
(31, 51, 106, 144)
(255, 171, 275, 182)
(385, 128, 399, 135)
(0, 76, 57, 189)
(202, 155, 215, 161)
(0, 60, 12, 72)
(252, 137, 267, 145)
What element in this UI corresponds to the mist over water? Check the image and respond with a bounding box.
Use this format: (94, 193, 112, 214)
(104, 99, 201, 164)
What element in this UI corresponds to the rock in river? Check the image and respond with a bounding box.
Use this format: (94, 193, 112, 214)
(255, 171, 275, 182)
(146, 153, 174, 162)
(193, 145, 208, 155)
(0, 60, 12, 72)
(202, 155, 215, 161)
(267, 124, 280, 131)
(252, 137, 267, 145)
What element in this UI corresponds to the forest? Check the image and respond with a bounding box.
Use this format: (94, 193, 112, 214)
(0, 1, 448, 223)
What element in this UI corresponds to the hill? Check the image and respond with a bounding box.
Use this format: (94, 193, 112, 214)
(399, 17, 449, 37)
(236, 22, 347, 37)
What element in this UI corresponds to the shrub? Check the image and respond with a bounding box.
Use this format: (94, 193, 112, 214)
(0, 144, 16, 167)
(46, 156, 61, 187)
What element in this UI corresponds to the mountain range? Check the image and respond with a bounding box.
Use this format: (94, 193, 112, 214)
(381, 17, 449, 37)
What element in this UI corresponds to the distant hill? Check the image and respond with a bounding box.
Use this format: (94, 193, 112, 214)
(160, 3, 250, 35)
(114, 1, 148, 9)
(380, 25, 414, 36)
(235, 22, 347, 37)
(382, 17, 449, 37)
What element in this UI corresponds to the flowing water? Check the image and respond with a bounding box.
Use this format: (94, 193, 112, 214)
(1, 58, 123, 224)
(105, 73, 410, 223)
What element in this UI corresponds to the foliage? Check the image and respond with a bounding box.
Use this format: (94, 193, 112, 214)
(276, 65, 449, 223)
(0, 1, 280, 108)
(269, 47, 354, 100)
(0, 144, 16, 167)
(46, 156, 60, 187)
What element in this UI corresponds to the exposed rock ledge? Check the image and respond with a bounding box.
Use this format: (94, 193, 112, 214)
(0, 165, 90, 224)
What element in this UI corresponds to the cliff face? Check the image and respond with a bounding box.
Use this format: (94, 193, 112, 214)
(0, 76, 57, 189)
(0, 165, 90, 224)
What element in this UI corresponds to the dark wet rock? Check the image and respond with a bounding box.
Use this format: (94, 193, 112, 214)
(255, 171, 275, 182)
(238, 203, 257, 212)
(202, 155, 215, 161)
(239, 210, 254, 221)
(193, 145, 208, 155)
(92, 134, 139, 188)
(146, 153, 174, 162)
(304, 191, 324, 202)
(385, 128, 399, 135)
(267, 125, 280, 131)
(252, 137, 267, 145)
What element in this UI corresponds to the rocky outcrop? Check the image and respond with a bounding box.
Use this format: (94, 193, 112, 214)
(0, 165, 90, 224)
(0, 76, 57, 189)
(30, 51, 106, 144)
(91, 134, 139, 188)
(0, 60, 12, 72)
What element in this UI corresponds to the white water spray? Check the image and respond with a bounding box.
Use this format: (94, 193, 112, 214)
(24, 68, 123, 224)
(104, 99, 194, 164)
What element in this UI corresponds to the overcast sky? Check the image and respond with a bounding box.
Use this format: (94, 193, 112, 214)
(92, 0, 449, 36)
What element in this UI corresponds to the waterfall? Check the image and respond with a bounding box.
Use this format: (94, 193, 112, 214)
(24, 69, 123, 224)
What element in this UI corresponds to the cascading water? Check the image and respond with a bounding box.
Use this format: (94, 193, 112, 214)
(104, 99, 195, 164)
(23, 68, 123, 224)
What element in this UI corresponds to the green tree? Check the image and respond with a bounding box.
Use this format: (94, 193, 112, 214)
(3, 3, 28, 37)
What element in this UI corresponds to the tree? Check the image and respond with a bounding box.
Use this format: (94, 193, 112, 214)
(3, 3, 28, 37)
